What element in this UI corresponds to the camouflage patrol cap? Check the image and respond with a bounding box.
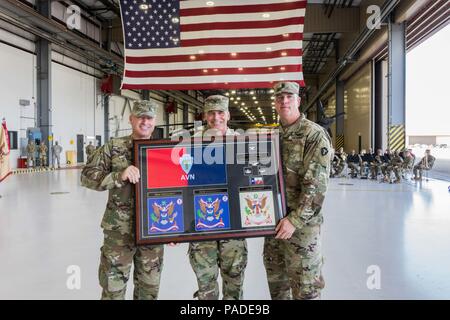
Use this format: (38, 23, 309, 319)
(131, 100, 157, 117)
(273, 81, 300, 95)
(204, 95, 229, 113)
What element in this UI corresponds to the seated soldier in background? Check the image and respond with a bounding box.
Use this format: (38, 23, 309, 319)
(347, 150, 360, 178)
(359, 149, 367, 176)
(385, 150, 404, 183)
(402, 149, 415, 177)
(334, 147, 347, 177)
(381, 149, 392, 178)
(360, 148, 374, 178)
(384, 149, 392, 162)
(331, 153, 340, 178)
(370, 149, 384, 180)
(408, 148, 416, 163)
(413, 149, 436, 181)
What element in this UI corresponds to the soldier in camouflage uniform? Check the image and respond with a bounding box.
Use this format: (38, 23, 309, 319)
(189, 95, 248, 300)
(413, 149, 436, 180)
(85, 141, 96, 161)
(81, 100, 164, 300)
(26, 140, 36, 168)
(381, 149, 392, 177)
(384, 150, 403, 183)
(347, 150, 361, 178)
(39, 142, 48, 167)
(330, 153, 340, 177)
(263, 82, 332, 300)
(370, 149, 384, 180)
(333, 147, 346, 177)
(401, 149, 414, 177)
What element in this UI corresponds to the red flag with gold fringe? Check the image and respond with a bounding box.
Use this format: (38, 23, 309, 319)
(0, 119, 11, 182)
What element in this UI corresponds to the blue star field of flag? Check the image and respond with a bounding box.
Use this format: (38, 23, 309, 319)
(120, 0, 180, 49)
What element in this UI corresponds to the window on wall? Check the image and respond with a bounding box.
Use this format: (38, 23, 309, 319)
(8, 131, 18, 150)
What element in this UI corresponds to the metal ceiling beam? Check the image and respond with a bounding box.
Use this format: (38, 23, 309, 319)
(303, 0, 402, 113)
(327, 0, 339, 18)
(95, 0, 120, 16)
(160, 90, 203, 111)
(0, 0, 123, 68)
(313, 33, 336, 73)
(36, 0, 53, 161)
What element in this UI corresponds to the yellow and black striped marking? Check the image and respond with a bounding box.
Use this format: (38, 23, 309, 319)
(11, 165, 84, 175)
(389, 124, 405, 151)
(12, 167, 56, 175)
(335, 135, 344, 150)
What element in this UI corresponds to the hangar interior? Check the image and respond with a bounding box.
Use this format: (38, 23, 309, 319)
(0, 0, 449, 299)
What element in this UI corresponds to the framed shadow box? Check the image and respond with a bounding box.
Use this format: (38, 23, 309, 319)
(134, 133, 286, 245)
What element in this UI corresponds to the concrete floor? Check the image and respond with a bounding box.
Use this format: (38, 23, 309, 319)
(0, 170, 449, 299)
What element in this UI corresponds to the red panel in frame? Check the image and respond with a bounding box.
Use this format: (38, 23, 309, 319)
(146, 146, 187, 189)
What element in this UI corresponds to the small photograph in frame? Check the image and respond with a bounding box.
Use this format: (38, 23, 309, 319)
(147, 192, 184, 234)
(239, 187, 276, 228)
(193, 190, 231, 232)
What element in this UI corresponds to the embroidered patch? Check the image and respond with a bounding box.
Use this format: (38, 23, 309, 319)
(321, 147, 328, 156)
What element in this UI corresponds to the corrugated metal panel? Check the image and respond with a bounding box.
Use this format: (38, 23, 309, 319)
(304, 4, 360, 33)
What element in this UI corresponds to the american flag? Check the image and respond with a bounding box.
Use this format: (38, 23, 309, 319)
(119, 0, 305, 90)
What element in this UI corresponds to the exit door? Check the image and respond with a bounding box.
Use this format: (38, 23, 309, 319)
(77, 134, 84, 163)
(153, 127, 164, 140)
(96, 135, 102, 148)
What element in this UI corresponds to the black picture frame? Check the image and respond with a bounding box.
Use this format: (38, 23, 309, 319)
(134, 133, 286, 245)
